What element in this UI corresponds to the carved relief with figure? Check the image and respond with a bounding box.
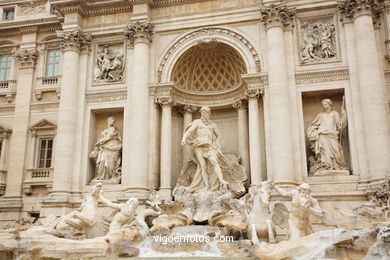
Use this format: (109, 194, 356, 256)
(299, 18, 337, 64)
(95, 44, 125, 82)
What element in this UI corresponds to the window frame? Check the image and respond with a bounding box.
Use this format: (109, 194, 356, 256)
(0, 54, 13, 81)
(2, 8, 15, 21)
(45, 49, 61, 77)
(36, 137, 54, 169)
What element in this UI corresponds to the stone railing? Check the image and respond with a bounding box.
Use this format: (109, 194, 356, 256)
(0, 80, 16, 103)
(35, 76, 61, 100)
(23, 168, 53, 195)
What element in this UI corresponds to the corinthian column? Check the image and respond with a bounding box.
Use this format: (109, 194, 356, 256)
(181, 105, 197, 166)
(232, 100, 250, 183)
(339, 0, 390, 178)
(124, 21, 154, 194)
(3, 49, 37, 200)
(260, 4, 295, 183)
(51, 30, 91, 197)
(158, 98, 173, 199)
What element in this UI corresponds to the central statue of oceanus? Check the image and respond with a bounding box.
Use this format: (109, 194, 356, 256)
(178, 106, 247, 196)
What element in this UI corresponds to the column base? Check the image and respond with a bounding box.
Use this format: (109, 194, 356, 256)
(0, 196, 23, 225)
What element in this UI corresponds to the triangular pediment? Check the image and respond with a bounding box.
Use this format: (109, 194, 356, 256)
(30, 119, 57, 131)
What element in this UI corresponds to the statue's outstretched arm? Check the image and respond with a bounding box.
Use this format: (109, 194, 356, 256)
(99, 194, 121, 210)
(310, 198, 323, 217)
(181, 121, 197, 144)
(273, 185, 293, 197)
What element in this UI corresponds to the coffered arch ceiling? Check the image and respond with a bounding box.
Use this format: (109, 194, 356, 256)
(171, 41, 246, 93)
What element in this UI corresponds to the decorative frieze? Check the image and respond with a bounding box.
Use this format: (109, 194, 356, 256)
(85, 90, 127, 103)
(18, 3, 46, 15)
(124, 21, 154, 46)
(57, 30, 92, 52)
(298, 17, 338, 64)
(15, 49, 38, 68)
(295, 68, 349, 84)
(94, 44, 125, 82)
(260, 3, 296, 29)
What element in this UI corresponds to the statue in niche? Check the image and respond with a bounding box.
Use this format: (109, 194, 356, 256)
(306, 98, 348, 175)
(90, 117, 122, 183)
(95, 45, 124, 81)
(179, 106, 247, 195)
(300, 21, 336, 63)
(273, 183, 323, 240)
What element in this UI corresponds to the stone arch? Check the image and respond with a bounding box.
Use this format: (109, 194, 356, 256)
(157, 27, 261, 83)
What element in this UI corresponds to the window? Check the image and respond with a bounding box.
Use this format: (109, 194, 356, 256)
(50, 6, 57, 15)
(37, 138, 53, 168)
(46, 49, 60, 77)
(3, 8, 15, 21)
(0, 55, 12, 81)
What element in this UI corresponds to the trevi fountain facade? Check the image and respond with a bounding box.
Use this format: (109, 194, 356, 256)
(0, 0, 389, 259)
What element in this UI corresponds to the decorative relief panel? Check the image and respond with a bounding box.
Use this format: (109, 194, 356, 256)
(298, 17, 338, 65)
(94, 43, 125, 83)
(18, 3, 46, 15)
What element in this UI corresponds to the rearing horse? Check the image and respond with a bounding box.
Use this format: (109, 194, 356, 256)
(247, 181, 275, 244)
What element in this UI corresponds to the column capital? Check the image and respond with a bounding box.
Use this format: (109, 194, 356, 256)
(124, 21, 154, 46)
(157, 97, 174, 108)
(181, 104, 198, 115)
(232, 99, 248, 110)
(0, 128, 12, 140)
(260, 3, 295, 30)
(15, 49, 38, 69)
(245, 88, 263, 99)
(57, 29, 92, 52)
(338, 0, 384, 21)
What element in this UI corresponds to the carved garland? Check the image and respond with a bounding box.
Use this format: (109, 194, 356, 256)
(157, 27, 262, 82)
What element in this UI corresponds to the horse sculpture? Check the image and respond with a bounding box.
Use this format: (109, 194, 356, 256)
(247, 181, 276, 244)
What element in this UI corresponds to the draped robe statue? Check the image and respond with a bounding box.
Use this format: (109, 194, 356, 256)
(90, 117, 122, 182)
(306, 98, 347, 174)
(178, 106, 247, 196)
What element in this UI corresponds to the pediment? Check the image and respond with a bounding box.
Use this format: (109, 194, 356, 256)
(30, 119, 57, 131)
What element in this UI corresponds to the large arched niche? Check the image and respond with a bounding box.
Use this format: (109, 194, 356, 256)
(172, 41, 246, 92)
(157, 27, 261, 84)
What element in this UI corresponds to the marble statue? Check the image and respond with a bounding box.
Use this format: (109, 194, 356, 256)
(300, 21, 336, 64)
(273, 183, 323, 240)
(247, 181, 276, 244)
(179, 106, 247, 195)
(90, 117, 122, 183)
(95, 45, 124, 81)
(100, 192, 161, 243)
(306, 98, 347, 175)
(99, 194, 139, 236)
(50, 183, 109, 239)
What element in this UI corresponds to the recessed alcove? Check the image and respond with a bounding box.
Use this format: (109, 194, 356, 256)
(87, 108, 124, 184)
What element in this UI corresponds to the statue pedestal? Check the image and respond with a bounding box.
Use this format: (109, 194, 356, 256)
(312, 170, 350, 177)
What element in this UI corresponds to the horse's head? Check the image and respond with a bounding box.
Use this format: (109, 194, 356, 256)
(257, 181, 273, 206)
